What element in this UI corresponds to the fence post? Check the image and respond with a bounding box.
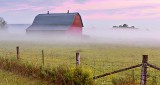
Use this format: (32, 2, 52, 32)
(42, 50, 44, 66)
(16, 46, 20, 60)
(76, 52, 80, 67)
(140, 55, 148, 85)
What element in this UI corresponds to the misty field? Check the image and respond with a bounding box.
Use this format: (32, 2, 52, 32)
(0, 39, 160, 85)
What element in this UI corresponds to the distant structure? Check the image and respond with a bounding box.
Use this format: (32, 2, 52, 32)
(26, 11, 84, 36)
(113, 24, 137, 29)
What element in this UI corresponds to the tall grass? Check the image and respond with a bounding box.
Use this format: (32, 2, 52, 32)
(0, 57, 94, 85)
(0, 69, 47, 85)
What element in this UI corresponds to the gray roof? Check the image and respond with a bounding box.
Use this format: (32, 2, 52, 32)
(27, 13, 83, 31)
(27, 25, 70, 31)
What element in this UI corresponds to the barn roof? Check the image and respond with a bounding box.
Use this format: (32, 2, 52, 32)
(27, 25, 70, 31)
(27, 12, 83, 31)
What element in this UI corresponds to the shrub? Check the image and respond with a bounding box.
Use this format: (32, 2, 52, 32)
(53, 65, 94, 85)
(73, 67, 94, 85)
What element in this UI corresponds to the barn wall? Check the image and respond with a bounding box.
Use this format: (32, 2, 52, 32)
(66, 14, 83, 35)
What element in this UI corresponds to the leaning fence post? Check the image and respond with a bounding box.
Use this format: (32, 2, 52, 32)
(140, 55, 148, 85)
(16, 46, 20, 60)
(42, 50, 44, 66)
(76, 52, 80, 67)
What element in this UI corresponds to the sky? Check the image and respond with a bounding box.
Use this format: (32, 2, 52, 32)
(0, 0, 160, 29)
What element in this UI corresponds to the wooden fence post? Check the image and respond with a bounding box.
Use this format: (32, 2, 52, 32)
(16, 46, 20, 60)
(140, 55, 148, 85)
(76, 52, 80, 67)
(42, 50, 44, 66)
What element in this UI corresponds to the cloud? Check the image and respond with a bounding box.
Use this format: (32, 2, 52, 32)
(1, 0, 160, 24)
(50, 0, 160, 11)
(0, 0, 66, 12)
(44, 0, 160, 20)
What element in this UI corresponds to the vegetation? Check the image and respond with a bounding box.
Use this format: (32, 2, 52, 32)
(0, 69, 47, 85)
(0, 40, 160, 84)
(113, 24, 135, 28)
(0, 57, 94, 85)
(0, 17, 7, 30)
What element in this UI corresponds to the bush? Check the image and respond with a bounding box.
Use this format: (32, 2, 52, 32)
(53, 65, 94, 85)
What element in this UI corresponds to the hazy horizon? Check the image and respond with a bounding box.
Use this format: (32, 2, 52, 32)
(0, 24, 158, 48)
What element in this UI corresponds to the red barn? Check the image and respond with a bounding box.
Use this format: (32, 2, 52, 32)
(26, 12, 83, 36)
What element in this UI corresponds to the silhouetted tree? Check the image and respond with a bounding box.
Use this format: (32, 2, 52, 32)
(113, 26, 117, 28)
(0, 17, 7, 30)
(123, 24, 128, 27)
(131, 26, 135, 28)
(119, 25, 123, 27)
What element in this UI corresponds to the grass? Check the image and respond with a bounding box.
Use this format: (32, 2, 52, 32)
(0, 57, 94, 85)
(1, 40, 160, 84)
(0, 69, 47, 85)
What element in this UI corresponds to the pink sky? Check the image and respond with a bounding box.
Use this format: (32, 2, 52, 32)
(0, 0, 160, 29)
(52, 0, 160, 20)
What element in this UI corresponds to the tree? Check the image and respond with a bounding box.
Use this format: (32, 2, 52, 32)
(119, 25, 123, 27)
(131, 26, 135, 28)
(0, 17, 7, 30)
(123, 24, 128, 27)
(113, 26, 117, 28)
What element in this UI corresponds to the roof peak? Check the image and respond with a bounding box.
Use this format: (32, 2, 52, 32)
(39, 12, 79, 15)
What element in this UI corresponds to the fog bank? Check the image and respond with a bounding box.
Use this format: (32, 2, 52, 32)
(1, 24, 160, 47)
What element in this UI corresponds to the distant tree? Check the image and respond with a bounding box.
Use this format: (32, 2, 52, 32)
(123, 24, 128, 27)
(119, 25, 123, 27)
(113, 26, 117, 28)
(131, 26, 135, 28)
(0, 17, 7, 30)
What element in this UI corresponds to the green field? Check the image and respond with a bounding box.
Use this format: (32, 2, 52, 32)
(0, 40, 160, 85)
(0, 69, 47, 85)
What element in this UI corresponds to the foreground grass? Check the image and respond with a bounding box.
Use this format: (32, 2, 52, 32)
(0, 69, 47, 85)
(1, 40, 160, 84)
(0, 57, 94, 85)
